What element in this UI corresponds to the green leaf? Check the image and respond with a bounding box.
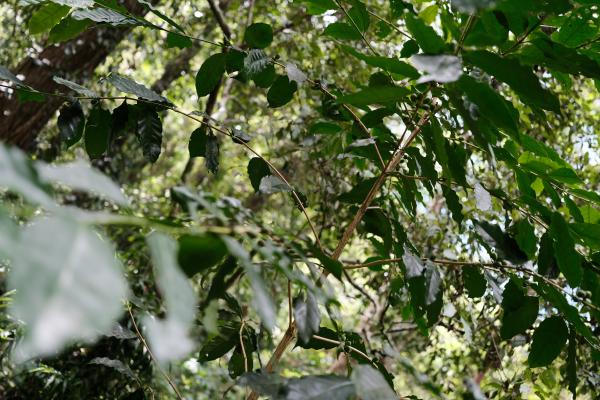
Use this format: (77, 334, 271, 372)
(135, 105, 163, 163)
(474, 220, 528, 264)
(550, 212, 583, 287)
(456, 75, 519, 136)
(198, 320, 240, 362)
(267, 75, 297, 108)
(405, 14, 445, 54)
(238, 372, 356, 400)
(106, 73, 169, 103)
(57, 101, 85, 147)
(84, 106, 112, 159)
(323, 22, 362, 40)
(7, 217, 128, 362)
(570, 223, 600, 250)
(166, 32, 192, 48)
(222, 237, 277, 330)
(342, 45, 419, 79)
(0, 144, 53, 206)
(338, 86, 409, 106)
(244, 22, 273, 48)
(463, 50, 560, 113)
(293, 292, 321, 344)
(552, 8, 598, 48)
(144, 232, 197, 364)
(462, 266, 486, 298)
(17, 88, 45, 103)
(442, 186, 463, 225)
(513, 219, 537, 259)
(296, 326, 338, 350)
(177, 234, 227, 277)
(247, 157, 271, 193)
(89, 357, 138, 381)
(226, 49, 245, 73)
(205, 134, 219, 173)
(500, 280, 539, 340)
(72, 7, 138, 26)
(352, 365, 396, 400)
(195, 53, 226, 97)
(48, 16, 90, 43)
(566, 326, 577, 398)
(528, 316, 568, 367)
(53, 76, 98, 97)
(28, 3, 70, 35)
(309, 121, 342, 134)
(38, 160, 128, 206)
(310, 244, 343, 280)
(188, 127, 208, 158)
(347, 2, 370, 32)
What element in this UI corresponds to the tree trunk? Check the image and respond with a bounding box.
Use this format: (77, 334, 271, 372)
(0, 0, 148, 151)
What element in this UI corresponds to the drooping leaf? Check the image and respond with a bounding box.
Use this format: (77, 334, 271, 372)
(195, 53, 226, 97)
(38, 160, 128, 206)
(222, 237, 277, 330)
(238, 372, 356, 400)
(8, 217, 128, 362)
(205, 134, 219, 173)
(405, 14, 445, 54)
(566, 326, 577, 398)
(267, 75, 297, 108)
(500, 280, 539, 340)
(84, 105, 112, 159)
(0, 144, 53, 206)
(57, 101, 85, 147)
(135, 105, 163, 163)
(247, 157, 271, 193)
(462, 266, 486, 298)
(293, 292, 321, 344)
(474, 220, 528, 264)
(342, 45, 419, 79)
(166, 32, 192, 48)
(528, 316, 568, 368)
(351, 365, 397, 400)
(244, 22, 273, 49)
(463, 50, 560, 112)
(550, 212, 583, 287)
(143, 232, 197, 364)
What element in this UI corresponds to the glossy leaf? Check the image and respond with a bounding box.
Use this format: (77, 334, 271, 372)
(195, 53, 226, 97)
(528, 316, 568, 367)
(57, 101, 85, 147)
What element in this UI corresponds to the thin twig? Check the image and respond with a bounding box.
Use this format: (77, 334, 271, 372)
(127, 305, 184, 400)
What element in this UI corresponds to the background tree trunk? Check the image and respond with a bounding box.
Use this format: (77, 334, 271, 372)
(0, 0, 148, 151)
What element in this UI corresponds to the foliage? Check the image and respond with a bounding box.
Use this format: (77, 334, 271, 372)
(1, 0, 600, 399)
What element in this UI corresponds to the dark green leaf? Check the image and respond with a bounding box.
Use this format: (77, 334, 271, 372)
(293, 292, 321, 344)
(475, 220, 528, 264)
(177, 234, 227, 277)
(405, 14, 445, 54)
(513, 219, 537, 259)
(84, 106, 112, 159)
(462, 266, 486, 298)
(267, 75, 297, 108)
(550, 212, 582, 287)
(166, 32, 192, 49)
(338, 86, 409, 106)
(205, 134, 219, 173)
(189, 127, 208, 158)
(106, 73, 169, 104)
(244, 23, 273, 49)
(566, 326, 577, 398)
(352, 365, 396, 400)
(528, 316, 568, 367)
(135, 106, 163, 163)
(57, 101, 85, 148)
(500, 280, 539, 340)
(195, 53, 226, 97)
(247, 157, 271, 193)
(323, 22, 362, 40)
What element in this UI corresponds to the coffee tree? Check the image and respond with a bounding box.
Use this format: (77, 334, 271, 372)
(1, 0, 599, 398)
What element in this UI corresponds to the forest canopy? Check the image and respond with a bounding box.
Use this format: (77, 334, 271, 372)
(1, 0, 600, 399)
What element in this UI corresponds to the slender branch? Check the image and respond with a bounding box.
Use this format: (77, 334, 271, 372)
(312, 334, 372, 362)
(333, 0, 379, 56)
(206, 0, 232, 39)
(127, 305, 184, 400)
(501, 16, 545, 56)
(367, 10, 413, 41)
